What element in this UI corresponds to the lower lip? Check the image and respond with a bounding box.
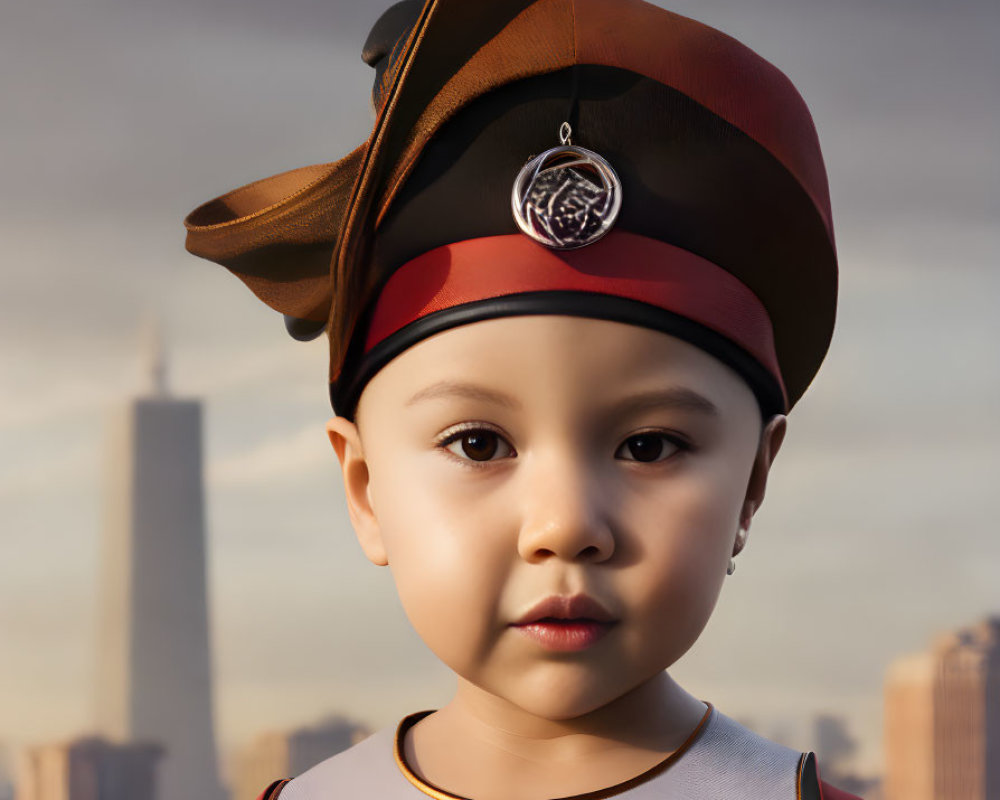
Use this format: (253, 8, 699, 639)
(511, 620, 615, 652)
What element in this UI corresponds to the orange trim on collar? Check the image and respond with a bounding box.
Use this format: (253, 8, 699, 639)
(392, 701, 715, 800)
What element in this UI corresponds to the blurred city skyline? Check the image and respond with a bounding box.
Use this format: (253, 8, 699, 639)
(2, 0, 998, 782)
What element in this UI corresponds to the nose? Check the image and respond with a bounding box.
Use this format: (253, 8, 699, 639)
(516, 456, 615, 564)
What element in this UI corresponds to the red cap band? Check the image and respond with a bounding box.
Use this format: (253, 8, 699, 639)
(364, 230, 786, 403)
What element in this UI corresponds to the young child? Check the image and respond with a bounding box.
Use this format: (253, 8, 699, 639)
(184, 1, 857, 797)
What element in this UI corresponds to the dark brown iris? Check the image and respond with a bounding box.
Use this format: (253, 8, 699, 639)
(461, 431, 499, 461)
(625, 435, 663, 462)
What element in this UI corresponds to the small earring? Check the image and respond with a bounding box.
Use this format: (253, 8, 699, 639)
(728, 523, 747, 576)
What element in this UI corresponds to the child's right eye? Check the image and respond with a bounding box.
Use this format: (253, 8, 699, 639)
(439, 428, 515, 464)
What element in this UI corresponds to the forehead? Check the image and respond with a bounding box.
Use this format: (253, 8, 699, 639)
(356, 315, 760, 428)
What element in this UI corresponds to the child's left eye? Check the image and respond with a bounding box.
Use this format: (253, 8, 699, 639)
(440, 428, 515, 463)
(615, 433, 687, 463)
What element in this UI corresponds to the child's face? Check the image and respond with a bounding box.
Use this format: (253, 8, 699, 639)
(330, 315, 782, 721)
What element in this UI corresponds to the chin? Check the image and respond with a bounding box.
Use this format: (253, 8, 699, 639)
(511, 692, 611, 722)
(496, 665, 634, 721)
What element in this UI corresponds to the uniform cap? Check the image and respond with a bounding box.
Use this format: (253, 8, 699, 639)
(184, 0, 837, 420)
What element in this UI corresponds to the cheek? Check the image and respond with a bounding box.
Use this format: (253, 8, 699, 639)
(642, 531, 727, 650)
(621, 474, 741, 658)
(373, 462, 514, 668)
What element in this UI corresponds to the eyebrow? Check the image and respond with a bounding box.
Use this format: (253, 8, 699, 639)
(608, 387, 720, 418)
(406, 380, 523, 410)
(405, 381, 718, 417)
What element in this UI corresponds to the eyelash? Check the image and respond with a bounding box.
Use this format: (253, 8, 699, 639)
(435, 423, 515, 470)
(433, 425, 693, 469)
(616, 429, 693, 463)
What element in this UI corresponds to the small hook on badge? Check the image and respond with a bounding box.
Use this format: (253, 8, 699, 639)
(559, 121, 573, 146)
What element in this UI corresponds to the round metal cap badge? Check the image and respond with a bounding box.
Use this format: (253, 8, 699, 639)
(511, 123, 623, 250)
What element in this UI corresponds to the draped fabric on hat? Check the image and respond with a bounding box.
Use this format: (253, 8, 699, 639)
(183, 0, 838, 420)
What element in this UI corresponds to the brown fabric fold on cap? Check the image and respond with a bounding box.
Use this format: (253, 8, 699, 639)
(377, 0, 575, 228)
(180, 0, 546, 345)
(183, 144, 366, 323)
(330, 0, 542, 379)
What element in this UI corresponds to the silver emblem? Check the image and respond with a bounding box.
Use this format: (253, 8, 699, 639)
(511, 123, 622, 250)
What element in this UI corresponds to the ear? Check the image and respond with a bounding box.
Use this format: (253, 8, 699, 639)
(734, 414, 787, 557)
(325, 416, 388, 566)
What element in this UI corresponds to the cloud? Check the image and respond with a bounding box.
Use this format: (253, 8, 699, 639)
(208, 422, 335, 488)
(0, 441, 96, 498)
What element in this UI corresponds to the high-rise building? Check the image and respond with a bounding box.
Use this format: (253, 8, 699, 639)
(884, 616, 1000, 800)
(94, 325, 225, 800)
(231, 717, 371, 800)
(17, 737, 161, 800)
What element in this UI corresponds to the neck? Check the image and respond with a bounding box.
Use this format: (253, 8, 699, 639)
(440, 671, 704, 759)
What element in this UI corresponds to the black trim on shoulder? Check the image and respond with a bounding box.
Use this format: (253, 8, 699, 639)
(260, 777, 291, 800)
(331, 291, 785, 422)
(798, 752, 821, 800)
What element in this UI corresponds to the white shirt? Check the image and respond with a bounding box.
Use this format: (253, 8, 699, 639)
(277, 703, 814, 799)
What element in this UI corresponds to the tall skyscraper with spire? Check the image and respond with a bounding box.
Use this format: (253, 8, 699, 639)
(95, 322, 225, 800)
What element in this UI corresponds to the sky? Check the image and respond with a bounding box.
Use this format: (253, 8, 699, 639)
(1, 0, 998, 783)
